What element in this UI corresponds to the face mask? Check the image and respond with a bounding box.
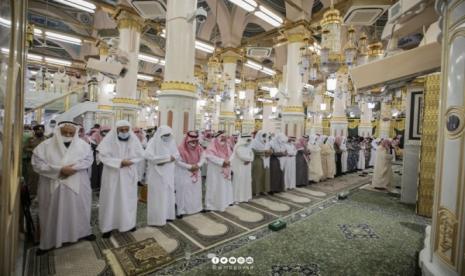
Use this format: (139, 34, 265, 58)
(118, 132, 130, 139)
(219, 140, 227, 145)
(161, 135, 171, 142)
(62, 136, 73, 143)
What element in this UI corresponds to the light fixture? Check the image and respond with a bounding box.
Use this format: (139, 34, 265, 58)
(0, 17, 11, 28)
(269, 87, 279, 98)
(104, 83, 115, 94)
(326, 75, 336, 91)
(254, 5, 283, 27)
(29, 70, 38, 75)
(45, 31, 82, 45)
(260, 67, 276, 76)
(258, 114, 263, 119)
(27, 53, 43, 62)
(253, 107, 260, 114)
(235, 78, 241, 84)
(215, 95, 222, 102)
(238, 90, 246, 100)
(368, 102, 376, 109)
(160, 29, 166, 38)
(320, 103, 327, 111)
(138, 53, 160, 64)
(195, 40, 215, 53)
(45, 57, 72, 66)
(53, 0, 96, 13)
(245, 60, 262, 70)
(228, 0, 257, 12)
(137, 74, 154, 81)
(271, 106, 277, 113)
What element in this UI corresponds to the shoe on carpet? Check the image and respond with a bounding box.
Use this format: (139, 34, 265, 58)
(130, 227, 137, 232)
(176, 215, 183, 219)
(36, 248, 50, 256)
(102, 231, 112, 239)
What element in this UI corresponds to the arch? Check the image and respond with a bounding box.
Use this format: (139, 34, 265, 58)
(205, 0, 232, 46)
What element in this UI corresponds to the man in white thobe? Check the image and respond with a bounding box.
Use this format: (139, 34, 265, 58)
(284, 136, 297, 190)
(145, 125, 179, 226)
(97, 120, 144, 238)
(32, 121, 95, 254)
(175, 131, 205, 218)
(231, 134, 254, 203)
(205, 132, 233, 212)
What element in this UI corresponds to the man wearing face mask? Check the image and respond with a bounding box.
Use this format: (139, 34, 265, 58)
(24, 124, 47, 197)
(175, 131, 205, 218)
(251, 130, 271, 196)
(144, 125, 179, 226)
(97, 120, 145, 238)
(231, 134, 254, 203)
(31, 122, 95, 254)
(205, 131, 234, 211)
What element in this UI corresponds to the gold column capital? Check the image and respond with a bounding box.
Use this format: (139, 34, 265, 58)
(114, 7, 144, 32)
(245, 81, 257, 90)
(160, 81, 196, 93)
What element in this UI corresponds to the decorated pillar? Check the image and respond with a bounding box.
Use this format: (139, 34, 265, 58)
(158, 0, 198, 144)
(420, 1, 465, 275)
(359, 100, 373, 137)
(262, 101, 275, 133)
(94, 42, 115, 126)
(281, 27, 308, 137)
(379, 101, 391, 138)
(219, 52, 240, 135)
(242, 81, 256, 134)
(330, 67, 349, 137)
(310, 88, 324, 135)
(113, 8, 143, 125)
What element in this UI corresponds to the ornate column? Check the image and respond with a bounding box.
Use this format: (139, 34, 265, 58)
(262, 101, 275, 133)
(330, 67, 349, 137)
(158, 0, 198, 144)
(310, 87, 324, 135)
(359, 100, 373, 137)
(219, 51, 240, 135)
(379, 101, 391, 138)
(94, 42, 115, 127)
(113, 8, 143, 125)
(282, 27, 308, 137)
(420, 1, 465, 275)
(242, 81, 256, 134)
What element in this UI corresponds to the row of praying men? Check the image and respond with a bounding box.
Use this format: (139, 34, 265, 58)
(29, 120, 399, 255)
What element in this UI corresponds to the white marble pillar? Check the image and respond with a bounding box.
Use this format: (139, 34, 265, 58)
(281, 29, 307, 137)
(420, 1, 465, 275)
(330, 70, 349, 137)
(113, 9, 143, 125)
(262, 102, 275, 133)
(359, 100, 373, 137)
(379, 102, 391, 138)
(219, 53, 239, 135)
(242, 81, 256, 134)
(158, 0, 198, 144)
(310, 90, 324, 135)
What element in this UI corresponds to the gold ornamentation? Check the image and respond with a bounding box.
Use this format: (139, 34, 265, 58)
(245, 81, 256, 90)
(222, 55, 239, 64)
(368, 42, 384, 57)
(437, 207, 458, 265)
(98, 105, 113, 110)
(283, 106, 304, 113)
(114, 8, 144, 32)
(26, 24, 35, 47)
(220, 111, 236, 117)
(160, 81, 196, 93)
(112, 97, 140, 105)
(321, 7, 342, 26)
(287, 33, 306, 43)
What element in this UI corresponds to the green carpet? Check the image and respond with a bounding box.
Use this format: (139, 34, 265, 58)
(180, 190, 427, 276)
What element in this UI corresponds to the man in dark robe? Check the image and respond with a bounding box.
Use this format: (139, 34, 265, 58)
(23, 124, 47, 197)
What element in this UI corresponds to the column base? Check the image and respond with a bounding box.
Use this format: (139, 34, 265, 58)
(379, 121, 391, 138)
(219, 114, 236, 135)
(281, 112, 305, 137)
(310, 125, 323, 136)
(158, 93, 197, 144)
(112, 98, 140, 126)
(419, 226, 457, 276)
(330, 117, 348, 137)
(358, 123, 373, 137)
(241, 120, 255, 134)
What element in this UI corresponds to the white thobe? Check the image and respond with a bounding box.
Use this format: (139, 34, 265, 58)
(146, 153, 179, 226)
(32, 143, 93, 250)
(98, 142, 143, 233)
(369, 141, 377, 167)
(175, 154, 206, 215)
(308, 144, 323, 182)
(231, 147, 254, 202)
(357, 145, 366, 170)
(284, 144, 297, 189)
(372, 146, 394, 190)
(205, 154, 233, 211)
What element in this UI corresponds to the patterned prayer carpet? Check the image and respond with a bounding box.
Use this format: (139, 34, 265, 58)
(24, 167, 407, 276)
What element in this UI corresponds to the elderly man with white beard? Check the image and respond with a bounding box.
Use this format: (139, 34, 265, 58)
(145, 125, 180, 226)
(97, 120, 145, 238)
(32, 121, 95, 255)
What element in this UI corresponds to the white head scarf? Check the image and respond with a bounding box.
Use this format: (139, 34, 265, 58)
(97, 120, 144, 160)
(251, 130, 270, 168)
(308, 135, 318, 145)
(145, 125, 179, 173)
(33, 122, 91, 195)
(270, 133, 288, 152)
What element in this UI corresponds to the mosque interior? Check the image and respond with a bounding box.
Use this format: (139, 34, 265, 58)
(0, 0, 464, 275)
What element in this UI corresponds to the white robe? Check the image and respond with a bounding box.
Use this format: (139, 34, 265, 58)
(175, 153, 206, 215)
(231, 144, 254, 202)
(32, 133, 93, 250)
(340, 140, 348, 173)
(205, 153, 233, 211)
(369, 140, 378, 167)
(308, 143, 323, 182)
(372, 146, 394, 189)
(145, 126, 180, 226)
(284, 143, 297, 189)
(98, 133, 144, 233)
(357, 144, 366, 170)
